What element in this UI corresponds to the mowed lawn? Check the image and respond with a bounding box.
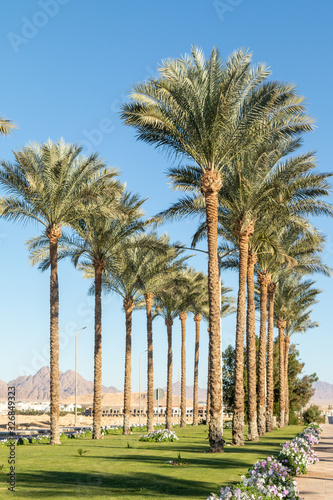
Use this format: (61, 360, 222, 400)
(0, 425, 303, 499)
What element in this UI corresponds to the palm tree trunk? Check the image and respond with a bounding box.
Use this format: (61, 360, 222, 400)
(93, 264, 104, 439)
(200, 170, 224, 452)
(123, 297, 135, 435)
(277, 319, 286, 427)
(193, 314, 202, 426)
(233, 221, 254, 446)
(48, 227, 61, 445)
(145, 293, 154, 432)
(206, 334, 211, 425)
(179, 311, 187, 428)
(165, 318, 173, 430)
(266, 282, 276, 432)
(257, 271, 271, 437)
(246, 252, 259, 441)
(284, 336, 290, 426)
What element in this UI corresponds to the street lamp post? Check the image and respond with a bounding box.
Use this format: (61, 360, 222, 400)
(139, 350, 148, 426)
(75, 327, 87, 426)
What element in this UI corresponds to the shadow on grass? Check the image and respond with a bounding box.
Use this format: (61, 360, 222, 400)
(16, 470, 214, 498)
(86, 453, 252, 470)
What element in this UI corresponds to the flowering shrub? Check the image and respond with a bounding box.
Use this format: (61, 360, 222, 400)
(207, 484, 279, 499)
(207, 422, 322, 499)
(29, 434, 51, 444)
(139, 429, 179, 442)
(297, 431, 319, 447)
(68, 428, 92, 439)
(303, 423, 322, 441)
(244, 456, 301, 499)
(278, 437, 318, 475)
(101, 425, 121, 435)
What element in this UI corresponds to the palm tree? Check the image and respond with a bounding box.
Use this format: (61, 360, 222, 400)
(201, 286, 235, 426)
(0, 139, 116, 444)
(177, 270, 203, 428)
(135, 237, 186, 432)
(101, 233, 168, 434)
(154, 283, 184, 430)
(0, 115, 16, 135)
(266, 281, 277, 432)
(256, 225, 331, 430)
(246, 249, 259, 441)
(274, 276, 320, 426)
(121, 47, 313, 451)
(30, 192, 145, 439)
(190, 273, 208, 427)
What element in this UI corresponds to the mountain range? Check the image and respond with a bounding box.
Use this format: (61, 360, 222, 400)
(0, 366, 332, 404)
(0, 366, 120, 401)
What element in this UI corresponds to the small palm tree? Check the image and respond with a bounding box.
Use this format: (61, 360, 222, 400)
(0, 139, 117, 444)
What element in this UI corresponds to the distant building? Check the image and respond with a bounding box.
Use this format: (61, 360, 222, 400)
(85, 404, 208, 420)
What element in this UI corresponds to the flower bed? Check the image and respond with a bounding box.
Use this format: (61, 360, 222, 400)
(207, 423, 321, 500)
(244, 456, 299, 499)
(278, 436, 318, 475)
(139, 429, 179, 442)
(208, 484, 279, 499)
(0, 427, 94, 446)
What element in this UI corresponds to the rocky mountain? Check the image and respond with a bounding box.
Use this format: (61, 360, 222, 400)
(0, 380, 7, 399)
(0, 366, 120, 401)
(163, 381, 207, 402)
(311, 381, 333, 403)
(1, 367, 332, 404)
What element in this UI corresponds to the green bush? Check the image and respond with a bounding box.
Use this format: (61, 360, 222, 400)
(302, 405, 323, 424)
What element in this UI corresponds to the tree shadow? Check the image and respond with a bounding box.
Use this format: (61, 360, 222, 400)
(16, 470, 216, 498)
(87, 453, 252, 470)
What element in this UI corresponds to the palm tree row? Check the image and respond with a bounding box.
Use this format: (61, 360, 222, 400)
(2, 44, 331, 451)
(0, 137, 231, 441)
(121, 46, 329, 451)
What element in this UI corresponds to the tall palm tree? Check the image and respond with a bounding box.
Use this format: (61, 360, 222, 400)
(0, 139, 116, 444)
(274, 276, 320, 426)
(266, 281, 277, 432)
(154, 277, 187, 430)
(256, 225, 331, 430)
(177, 270, 204, 428)
(30, 192, 145, 439)
(185, 143, 330, 443)
(0, 115, 16, 135)
(190, 273, 208, 427)
(246, 249, 259, 441)
(121, 47, 313, 451)
(135, 237, 186, 432)
(101, 233, 168, 434)
(201, 287, 235, 426)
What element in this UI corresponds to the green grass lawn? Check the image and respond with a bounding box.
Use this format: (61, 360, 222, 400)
(0, 425, 303, 499)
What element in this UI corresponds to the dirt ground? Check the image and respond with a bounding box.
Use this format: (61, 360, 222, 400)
(0, 414, 190, 430)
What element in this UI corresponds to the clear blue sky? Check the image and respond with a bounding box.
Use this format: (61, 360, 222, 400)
(1, 0, 332, 392)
